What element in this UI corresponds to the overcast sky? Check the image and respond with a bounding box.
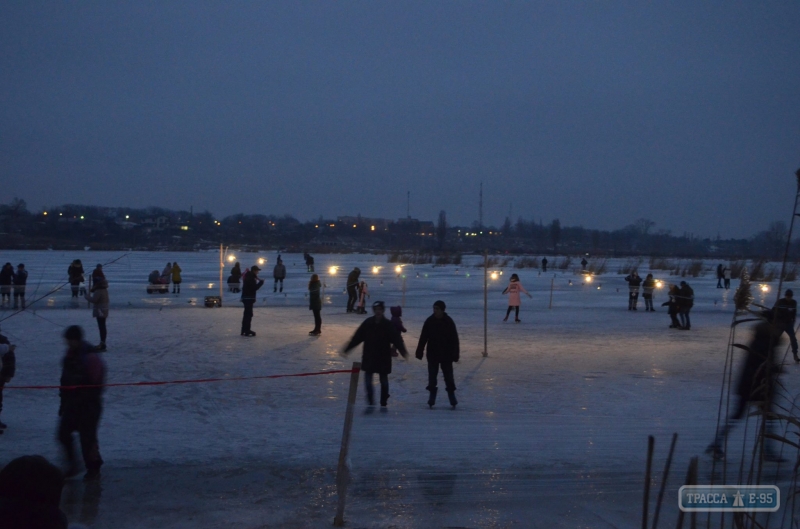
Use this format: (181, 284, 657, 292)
(2, 2, 799, 237)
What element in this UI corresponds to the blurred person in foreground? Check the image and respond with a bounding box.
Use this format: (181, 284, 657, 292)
(706, 311, 786, 462)
(58, 326, 106, 481)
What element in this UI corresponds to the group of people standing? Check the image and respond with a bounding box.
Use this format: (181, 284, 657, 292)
(0, 263, 26, 309)
(716, 264, 732, 289)
(624, 272, 657, 311)
(158, 262, 183, 294)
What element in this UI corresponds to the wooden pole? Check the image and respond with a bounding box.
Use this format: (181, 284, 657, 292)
(549, 276, 555, 309)
(334, 362, 361, 527)
(219, 244, 226, 307)
(401, 276, 407, 308)
(642, 435, 654, 529)
(483, 251, 488, 357)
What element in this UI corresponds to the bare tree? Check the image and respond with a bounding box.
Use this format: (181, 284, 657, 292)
(550, 219, 561, 253)
(436, 210, 447, 250)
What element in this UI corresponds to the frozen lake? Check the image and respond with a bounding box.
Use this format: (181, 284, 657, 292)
(0, 250, 796, 528)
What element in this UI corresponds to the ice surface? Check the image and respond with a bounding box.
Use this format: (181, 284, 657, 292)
(0, 251, 796, 527)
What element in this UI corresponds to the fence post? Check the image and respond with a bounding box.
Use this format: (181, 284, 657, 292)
(483, 251, 488, 357)
(334, 362, 361, 526)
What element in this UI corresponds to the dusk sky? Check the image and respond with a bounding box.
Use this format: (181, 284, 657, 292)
(2, 2, 799, 238)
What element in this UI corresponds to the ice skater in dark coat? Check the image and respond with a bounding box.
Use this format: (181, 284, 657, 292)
(343, 301, 407, 407)
(773, 289, 798, 362)
(240, 266, 264, 337)
(706, 313, 786, 461)
(415, 300, 460, 408)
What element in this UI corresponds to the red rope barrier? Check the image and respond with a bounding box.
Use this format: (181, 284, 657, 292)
(3, 368, 360, 391)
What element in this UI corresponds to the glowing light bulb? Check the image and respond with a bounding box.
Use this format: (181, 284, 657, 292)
(490, 271, 499, 280)
(227, 255, 236, 262)
(585, 276, 593, 283)
(257, 258, 266, 265)
(656, 280, 664, 288)
(372, 266, 380, 274)
(761, 284, 770, 293)
(329, 266, 338, 275)
(395, 265, 402, 274)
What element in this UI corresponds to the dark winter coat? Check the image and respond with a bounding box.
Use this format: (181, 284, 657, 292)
(241, 271, 264, 302)
(67, 264, 84, 286)
(346, 269, 361, 290)
(344, 316, 406, 374)
(415, 313, 460, 363)
(229, 265, 242, 284)
(736, 321, 781, 401)
(678, 284, 694, 309)
(0, 496, 68, 529)
(273, 263, 286, 280)
(642, 278, 656, 298)
(0, 267, 13, 286)
(12, 269, 27, 286)
(59, 341, 106, 412)
(1, 346, 16, 380)
(716, 264, 724, 279)
(662, 287, 679, 315)
(308, 280, 322, 311)
(625, 274, 643, 291)
(774, 297, 797, 326)
(390, 306, 407, 333)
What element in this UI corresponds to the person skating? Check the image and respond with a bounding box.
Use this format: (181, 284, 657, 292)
(502, 273, 531, 322)
(541, 257, 548, 273)
(0, 332, 16, 432)
(0, 264, 13, 308)
(774, 289, 798, 363)
(228, 262, 242, 293)
(273, 257, 286, 293)
(308, 274, 322, 336)
(389, 306, 407, 357)
(415, 300, 460, 409)
(581, 258, 589, 271)
(706, 313, 786, 461)
(58, 325, 107, 480)
(304, 253, 315, 273)
(662, 285, 681, 328)
(716, 264, 724, 289)
(343, 301, 407, 408)
(346, 267, 361, 313)
(356, 280, 369, 314)
(723, 267, 732, 290)
(84, 277, 110, 351)
(67, 260, 84, 300)
(171, 262, 182, 294)
(677, 281, 694, 330)
(625, 271, 643, 310)
(240, 265, 264, 337)
(12, 264, 27, 310)
(641, 273, 656, 312)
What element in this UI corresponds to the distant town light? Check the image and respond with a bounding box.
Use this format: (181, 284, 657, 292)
(43, 211, 47, 216)
(180, 226, 189, 231)
(353, 224, 357, 228)
(371, 225, 375, 231)
(80, 216, 84, 220)
(125, 215, 130, 219)
(59, 213, 63, 216)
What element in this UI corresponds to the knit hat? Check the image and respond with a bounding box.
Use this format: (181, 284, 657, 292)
(433, 300, 446, 311)
(0, 455, 64, 506)
(372, 300, 385, 310)
(63, 325, 83, 341)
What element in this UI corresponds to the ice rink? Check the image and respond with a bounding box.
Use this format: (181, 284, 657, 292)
(0, 251, 797, 528)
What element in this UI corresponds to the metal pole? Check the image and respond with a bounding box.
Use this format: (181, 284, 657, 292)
(219, 243, 224, 307)
(483, 251, 488, 357)
(776, 168, 800, 302)
(401, 276, 406, 308)
(334, 362, 361, 527)
(549, 276, 555, 309)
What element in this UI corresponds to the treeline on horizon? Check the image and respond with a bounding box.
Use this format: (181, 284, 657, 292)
(0, 198, 793, 260)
